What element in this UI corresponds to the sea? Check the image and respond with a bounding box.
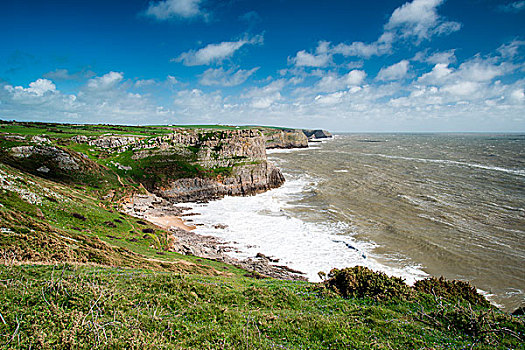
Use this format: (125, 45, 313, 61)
(181, 133, 525, 311)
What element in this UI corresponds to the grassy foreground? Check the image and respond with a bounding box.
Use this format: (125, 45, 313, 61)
(1, 263, 522, 349)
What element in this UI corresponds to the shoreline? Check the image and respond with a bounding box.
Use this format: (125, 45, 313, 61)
(123, 192, 307, 281)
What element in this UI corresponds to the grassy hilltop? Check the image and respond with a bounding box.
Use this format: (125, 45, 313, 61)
(0, 121, 523, 349)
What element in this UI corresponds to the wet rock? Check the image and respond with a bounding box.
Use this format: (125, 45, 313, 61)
(263, 129, 309, 149)
(302, 129, 333, 140)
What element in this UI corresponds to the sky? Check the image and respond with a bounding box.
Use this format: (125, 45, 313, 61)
(0, 0, 524, 132)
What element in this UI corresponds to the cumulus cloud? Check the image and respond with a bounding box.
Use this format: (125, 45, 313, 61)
(291, 0, 459, 67)
(174, 34, 263, 66)
(312, 70, 366, 93)
(4, 79, 57, 97)
(385, 0, 461, 42)
(145, 0, 205, 20)
(426, 50, 456, 64)
(290, 41, 332, 67)
(199, 67, 259, 86)
(456, 59, 507, 82)
(418, 63, 453, 84)
(242, 80, 285, 109)
(376, 60, 410, 81)
(87, 71, 124, 91)
(0, 73, 173, 123)
(332, 32, 394, 58)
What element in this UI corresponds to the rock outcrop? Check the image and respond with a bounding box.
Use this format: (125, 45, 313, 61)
(8, 145, 80, 171)
(73, 129, 285, 202)
(158, 162, 284, 202)
(302, 129, 333, 140)
(262, 129, 309, 149)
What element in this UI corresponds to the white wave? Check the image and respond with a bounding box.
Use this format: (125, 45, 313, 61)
(360, 153, 525, 177)
(333, 169, 348, 173)
(178, 174, 427, 284)
(266, 148, 306, 154)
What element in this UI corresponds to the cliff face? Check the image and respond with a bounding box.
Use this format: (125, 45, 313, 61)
(158, 161, 284, 202)
(1, 124, 291, 204)
(72, 128, 285, 202)
(262, 129, 309, 149)
(302, 129, 333, 140)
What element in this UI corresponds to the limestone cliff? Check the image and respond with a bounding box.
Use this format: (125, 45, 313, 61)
(302, 129, 333, 140)
(262, 129, 309, 149)
(72, 128, 285, 202)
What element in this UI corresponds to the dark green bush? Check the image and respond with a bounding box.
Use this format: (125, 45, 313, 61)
(414, 276, 490, 307)
(324, 266, 413, 301)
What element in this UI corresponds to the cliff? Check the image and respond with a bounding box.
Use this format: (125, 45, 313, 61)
(302, 129, 333, 140)
(261, 128, 333, 148)
(262, 129, 309, 149)
(68, 128, 285, 202)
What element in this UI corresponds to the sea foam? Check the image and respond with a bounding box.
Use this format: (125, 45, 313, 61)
(179, 172, 428, 284)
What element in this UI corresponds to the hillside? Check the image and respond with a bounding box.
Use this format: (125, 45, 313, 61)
(0, 121, 523, 349)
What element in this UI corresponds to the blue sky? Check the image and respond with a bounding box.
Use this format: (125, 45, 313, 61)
(1, 0, 524, 131)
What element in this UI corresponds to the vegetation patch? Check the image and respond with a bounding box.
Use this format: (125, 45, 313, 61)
(414, 276, 491, 308)
(323, 266, 414, 301)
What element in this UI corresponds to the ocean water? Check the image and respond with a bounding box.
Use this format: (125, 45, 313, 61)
(183, 134, 525, 311)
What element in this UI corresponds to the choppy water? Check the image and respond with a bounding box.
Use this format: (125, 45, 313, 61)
(184, 134, 525, 311)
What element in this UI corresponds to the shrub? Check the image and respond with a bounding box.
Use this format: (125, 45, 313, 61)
(324, 266, 413, 301)
(414, 277, 490, 307)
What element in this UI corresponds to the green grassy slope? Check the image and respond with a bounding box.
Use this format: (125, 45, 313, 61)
(1, 264, 523, 349)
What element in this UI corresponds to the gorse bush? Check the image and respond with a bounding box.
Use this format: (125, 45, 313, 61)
(414, 276, 490, 307)
(324, 266, 413, 301)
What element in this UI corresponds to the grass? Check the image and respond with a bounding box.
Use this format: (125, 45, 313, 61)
(0, 264, 522, 349)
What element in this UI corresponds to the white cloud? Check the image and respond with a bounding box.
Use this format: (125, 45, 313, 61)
(426, 50, 456, 64)
(290, 51, 331, 67)
(199, 67, 259, 86)
(167, 75, 179, 85)
(456, 59, 506, 82)
(87, 71, 124, 91)
(441, 81, 479, 96)
(135, 79, 157, 87)
(290, 41, 332, 67)
(314, 70, 366, 93)
(242, 80, 285, 109)
(145, 0, 204, 20)
(418, 63, 453, 84)
(315, 91, 347, 105)
(498, 1, 525, 13)
(0, 73, 173, 124)
(385, 0, 461, 42)
(332, 32, 394, 58)
(174, 34, 263, 66)
(21, 79, 57, 96)
(497, 39, 525, 58)
(510, 88, 524, 102)
(376, 60, 410, 81)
